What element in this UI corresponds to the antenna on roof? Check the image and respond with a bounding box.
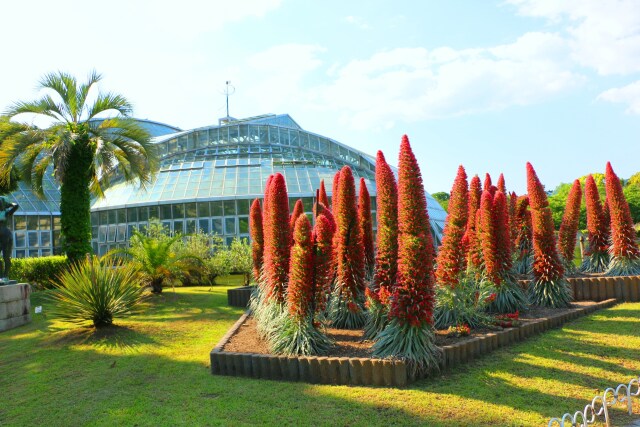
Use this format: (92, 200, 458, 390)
(219, 81, 237, 125)
(224, 81, 235, 118)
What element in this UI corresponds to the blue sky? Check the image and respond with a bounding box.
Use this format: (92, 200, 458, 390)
(1, 0, 639, 194)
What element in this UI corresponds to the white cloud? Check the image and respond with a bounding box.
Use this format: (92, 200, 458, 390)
(598, 80, 640, 114)
(304, 33, 583, 129)
(509, 0, 640, 75)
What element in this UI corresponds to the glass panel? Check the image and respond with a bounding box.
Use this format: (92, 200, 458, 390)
(197, 202, 210, 217)
(212, 218, 223, 235)
(185, 203, 197, 218)
(172, 204, 185, 219)
(53, 217, 61, 230)
(198, 219, 209, 234)
(92, 226, 98, 239)
(15, 250, 25, 258)
(161, 204, 172, 220)
(127, 208, 138, 223)
(210, 201, 223, 216)
(225, 217, 236, 234)
(173, 220, 183, 235)
(186, 219, 196, 234)
(223, 200, 236, 216)
(53, 230, 61, 246)
(99, 211, 108, 225)
(138, 206, 149, 221)
(14, 216, 26, 231)
(236, 199, 250, 215)
(238, 216, 249, 233)
(225, 237, 234, 247)
(149, 206, 159, 220)
(116, 209, 126, 223)
(117, 224, 127, 242)
(28, 231, 39, 247)
(27, 216, 38, 230)
(40, 231, 51, 247)
(14, 231, 26, 247)
(29, 250, 40, 257)
(107, 226, 117, 242)
(108, 210, 116, 224)
(41, 248, 51, 257)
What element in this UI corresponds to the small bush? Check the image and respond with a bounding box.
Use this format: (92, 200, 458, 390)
(46, 256, 144, 328)
(2, 256, 69, 289)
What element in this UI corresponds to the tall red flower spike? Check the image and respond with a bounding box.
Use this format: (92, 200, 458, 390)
(557, 179, 582, 266)
(526, 163, 568, 307)
(262, 175, 274, 244)
(605, 162, 640, 274)
(290, 199, 305, 237)
(287, 215, 314, 321)
(584, 174, 609, 256)
(312, 213, 335, 314)
(331, 171, 341, 216)
(391, 135, 435, 326)
(514, 195, 533, 254)
(508, 191, 518, 252)
(249, 198, 264, 282)
(358, 178, 375, 276)
(478, 190, 500, 284)
(373, 150, 398, 302)
(318, 180, 329, 209)
(263, 173, 291, 302)
(331, 165, 366, 327)
(494, 191, 512, 275)
(435, 165, 469, 288)
(465, 175, 483, 270)
(483, 173, 492, 192)
(497, 174, 506, 194)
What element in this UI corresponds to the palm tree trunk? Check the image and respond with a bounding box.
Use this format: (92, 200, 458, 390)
(151, 278, 163, 294)
(60, 140, 93, 263)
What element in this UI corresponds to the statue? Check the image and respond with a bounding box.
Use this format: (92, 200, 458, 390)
(0, 196, 19, 282)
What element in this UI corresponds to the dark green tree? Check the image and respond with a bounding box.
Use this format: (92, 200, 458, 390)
(0, 71, 158, 262)
(431, 191, 450, 212)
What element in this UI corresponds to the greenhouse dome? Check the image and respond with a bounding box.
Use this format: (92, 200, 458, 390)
(4, 114, 446, 257)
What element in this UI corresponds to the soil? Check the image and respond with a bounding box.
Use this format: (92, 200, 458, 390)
(222, 301, 601, 358)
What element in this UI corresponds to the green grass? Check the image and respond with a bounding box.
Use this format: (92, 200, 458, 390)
(2, 280, 640, 426)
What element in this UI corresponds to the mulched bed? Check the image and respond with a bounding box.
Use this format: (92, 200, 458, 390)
(223, 301, 600, 358)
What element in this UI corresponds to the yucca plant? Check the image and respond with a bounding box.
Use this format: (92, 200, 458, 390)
(46, 256, 143, 328)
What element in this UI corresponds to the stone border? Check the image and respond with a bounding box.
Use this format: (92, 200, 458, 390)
(227, 286, 253, 308)
(210, 299, 618, 387)
(566, 276, 640, 302)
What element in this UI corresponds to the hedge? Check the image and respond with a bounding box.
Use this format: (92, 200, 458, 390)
(2, 256, 69, 289)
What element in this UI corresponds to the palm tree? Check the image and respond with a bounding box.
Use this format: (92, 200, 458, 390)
(0, 71, 158, 262)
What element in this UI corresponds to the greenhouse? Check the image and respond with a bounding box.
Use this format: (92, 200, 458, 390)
(3, 114, 446, 257)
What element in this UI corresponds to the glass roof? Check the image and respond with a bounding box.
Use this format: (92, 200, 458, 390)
(2, 176, 60, 215)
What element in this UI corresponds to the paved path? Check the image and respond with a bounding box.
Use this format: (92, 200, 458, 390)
(626, 418, 640, 426)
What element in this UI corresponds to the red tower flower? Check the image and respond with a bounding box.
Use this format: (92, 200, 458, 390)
(263, 173, 291, 303)
(249, 198, 264, 283)
(526, 163, 569, 307)
(465, 175, 483, 271)
(435, 165, 469, 288)
(358, 178, 375, 276)
(582, 174, 610, 272)
(312, 213, 335, 315)
(478, 191, 499, 284)
(329, 166, 366, 328)
(331, 171, 341, 216)
(483, 173, 492, 192)
(373, 135, 439, 372)
(318, 180, 329, 209)
(287, 215, 314, 321)
(290, 199, 305, 237)
(508, 191, 518, 253)
(605, 162, 640, 275)
(557, 179, 582, 270)
(497, 173, 506, 194)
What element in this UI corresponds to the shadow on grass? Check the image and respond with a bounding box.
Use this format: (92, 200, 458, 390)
(44, 324, 159, 351)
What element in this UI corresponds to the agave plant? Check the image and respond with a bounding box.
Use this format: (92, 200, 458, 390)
(46, 256, 143, 328)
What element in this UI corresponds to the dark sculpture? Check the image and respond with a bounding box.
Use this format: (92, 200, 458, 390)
(0, 196, 19, 280)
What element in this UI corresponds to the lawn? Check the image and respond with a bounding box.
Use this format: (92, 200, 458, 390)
(1, 279, 639, 426)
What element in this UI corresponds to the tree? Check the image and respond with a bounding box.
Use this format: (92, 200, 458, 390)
(526, 163, 570, 307)
(623, 184, 640, 224)
(605, 162, 640, 275)
(228, 238, 253, 286)
(431, 192, 450, 212)
(0, 71, 157, 262)
(373, 135, 440, 373)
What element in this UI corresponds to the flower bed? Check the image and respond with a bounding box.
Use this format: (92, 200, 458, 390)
(210, 299, 617, 387)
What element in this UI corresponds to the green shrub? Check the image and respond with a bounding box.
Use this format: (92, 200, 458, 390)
(2, 256, 69, 289)
(46, 256, 143, 328)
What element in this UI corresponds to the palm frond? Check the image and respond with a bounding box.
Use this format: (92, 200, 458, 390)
(77, 70, 102, 119)
(86, 93, 132, 119)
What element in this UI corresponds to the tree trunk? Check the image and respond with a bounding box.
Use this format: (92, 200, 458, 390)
(60, 140, 93, 263)
(151, 278, 163, 294)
